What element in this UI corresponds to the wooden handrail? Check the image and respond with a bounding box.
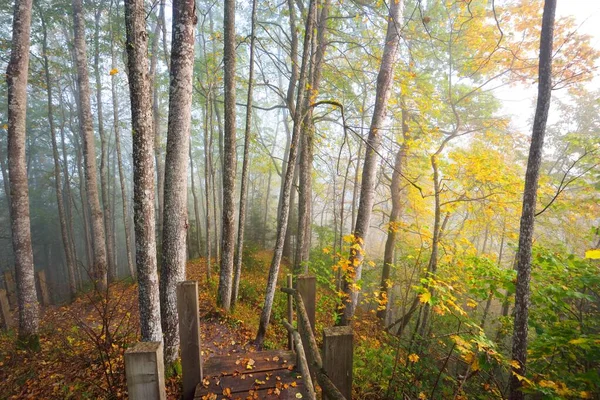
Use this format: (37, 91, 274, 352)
(282, 320, 316, 400)
(280, 285, 347, 400)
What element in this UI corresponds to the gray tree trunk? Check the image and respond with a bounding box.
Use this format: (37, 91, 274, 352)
(217, 0, 237, 311)
(377, 103, 409, 321)
(40, 9, 77, 299)
(72, 0, 108, 290)
(509, 1, 556, 398)
(94, 3, 116, 283)
(340, 0, 402, 325)
(160, 0, 197, 366)
(124, 0, 163, 342)
(6, 0, 39, 344)
(231, 0, 257, 308)
(110, 13, 135, 279)
(256, 0, 316, 346)
(189, 140, 202, 258)
(295, 0, 330, 273)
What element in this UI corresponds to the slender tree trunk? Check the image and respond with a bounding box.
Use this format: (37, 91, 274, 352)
(160, 0, 197, 366)
(377, 105, 409, 321)
(57, 85, 79, 286)
(217, 0, 238, 311)
(94, 3, 116, 283)
(7, 0, 39, 345)
(189, 139, 202, 258)
(151, 3, 166, 250)
(231, 0, 257, 308)
(40, 10, 77, 299)
(295, 0, 330, 273)
(124, 0, 163, 342)
(340, 0, 403, 325)
(256, 0, 317, 346)
(203, 95, 212, 281)
(72, 0, 108, 290)
(110, 15, 134, 279)
(509, 1, 556, 398)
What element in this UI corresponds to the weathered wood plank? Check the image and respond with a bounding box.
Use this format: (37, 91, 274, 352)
(323, 326, 353, 400)
(203, 350, 295, 377)
(124, 341, 167, 400)
(3, 270, 17, 309)
(37, 270, 51, 306)
(177, 281, 203, 400)
(0, 289, 12, 329)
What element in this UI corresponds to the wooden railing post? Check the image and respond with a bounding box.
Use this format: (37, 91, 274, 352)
(296, 275, 316, 332)
(177, 281, 203, 400)
(125, 341, 167, 400)
(0, 289, 12, 330)
(323, 326, 353, 400)
(3, 270, 17, 309)
(37, 270, 51, 306)
(286, 274, 294, 351)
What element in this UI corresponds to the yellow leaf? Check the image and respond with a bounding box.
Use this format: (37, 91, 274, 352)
(419, 291, 431, 304)
(2, 124, 7, 130)
(418, 392, 427, 400)
(408, 353, 420, 363)
(510, 360, 521, 369)
(109, 68, 119, 76)
(322, 247, 330, 254)
(585, 249, 600, 259)
(569, 338, 587, 345)
(295, 393, 303, 399)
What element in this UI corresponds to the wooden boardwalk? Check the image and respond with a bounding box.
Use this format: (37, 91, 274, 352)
(194, 349, 308, 399)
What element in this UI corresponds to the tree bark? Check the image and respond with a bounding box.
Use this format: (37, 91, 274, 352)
(7, 0, 40, 344)
(72, 0, 108, 290)
(160, 0, 197, 366)
(189, 139, 202, 258)
(256, 0, 316, 346)
(377, 104, 409, 321)
(94, 2, 116, 283)
(231, 0, 257, 308)
(295, 0, 330, 274)
(509, 1, 556, 398)
(40, 9, 77, 299)
(110, 11, 135, 279)
(217, 0, 237, 311)
(124, 0, 163, 342)
(340, 0, 403, 325)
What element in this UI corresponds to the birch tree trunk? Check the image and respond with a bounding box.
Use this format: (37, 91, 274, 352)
(255, 0, 316, 346)
(509, 1, 556, 398)
(217, 0, 237, 311)
(72, 0, 108, 290)
(40, 9, 77, 299)
(160, 0, 197, 366)
(124, 0, 163, 342)
(6, 0, 39, 345)
(231, 0, 257, 308)
(340, 0, 402, 325)
(189, 140, 202, 258)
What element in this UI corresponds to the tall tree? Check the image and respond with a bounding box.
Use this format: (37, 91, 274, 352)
(217, 0, 237, 311)
(110, 0, 134, 279)
(6, 0, 39, 346)
(39, 8, 78, 299)
(231, 0, 257, 308)
(160, 0, 197, 366)
(72, 0, 108, 289)
(339, 0, 403, 325)
(93, 0, 116, 282)
(509, 0, 557, 398)
(124, 0, 163, 342)
(295, 0, 330, 273)
(256, 0, 317, 346)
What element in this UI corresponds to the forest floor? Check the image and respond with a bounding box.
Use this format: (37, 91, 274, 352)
(0, 250, 380, 399)
(0, 251, 290, 399)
